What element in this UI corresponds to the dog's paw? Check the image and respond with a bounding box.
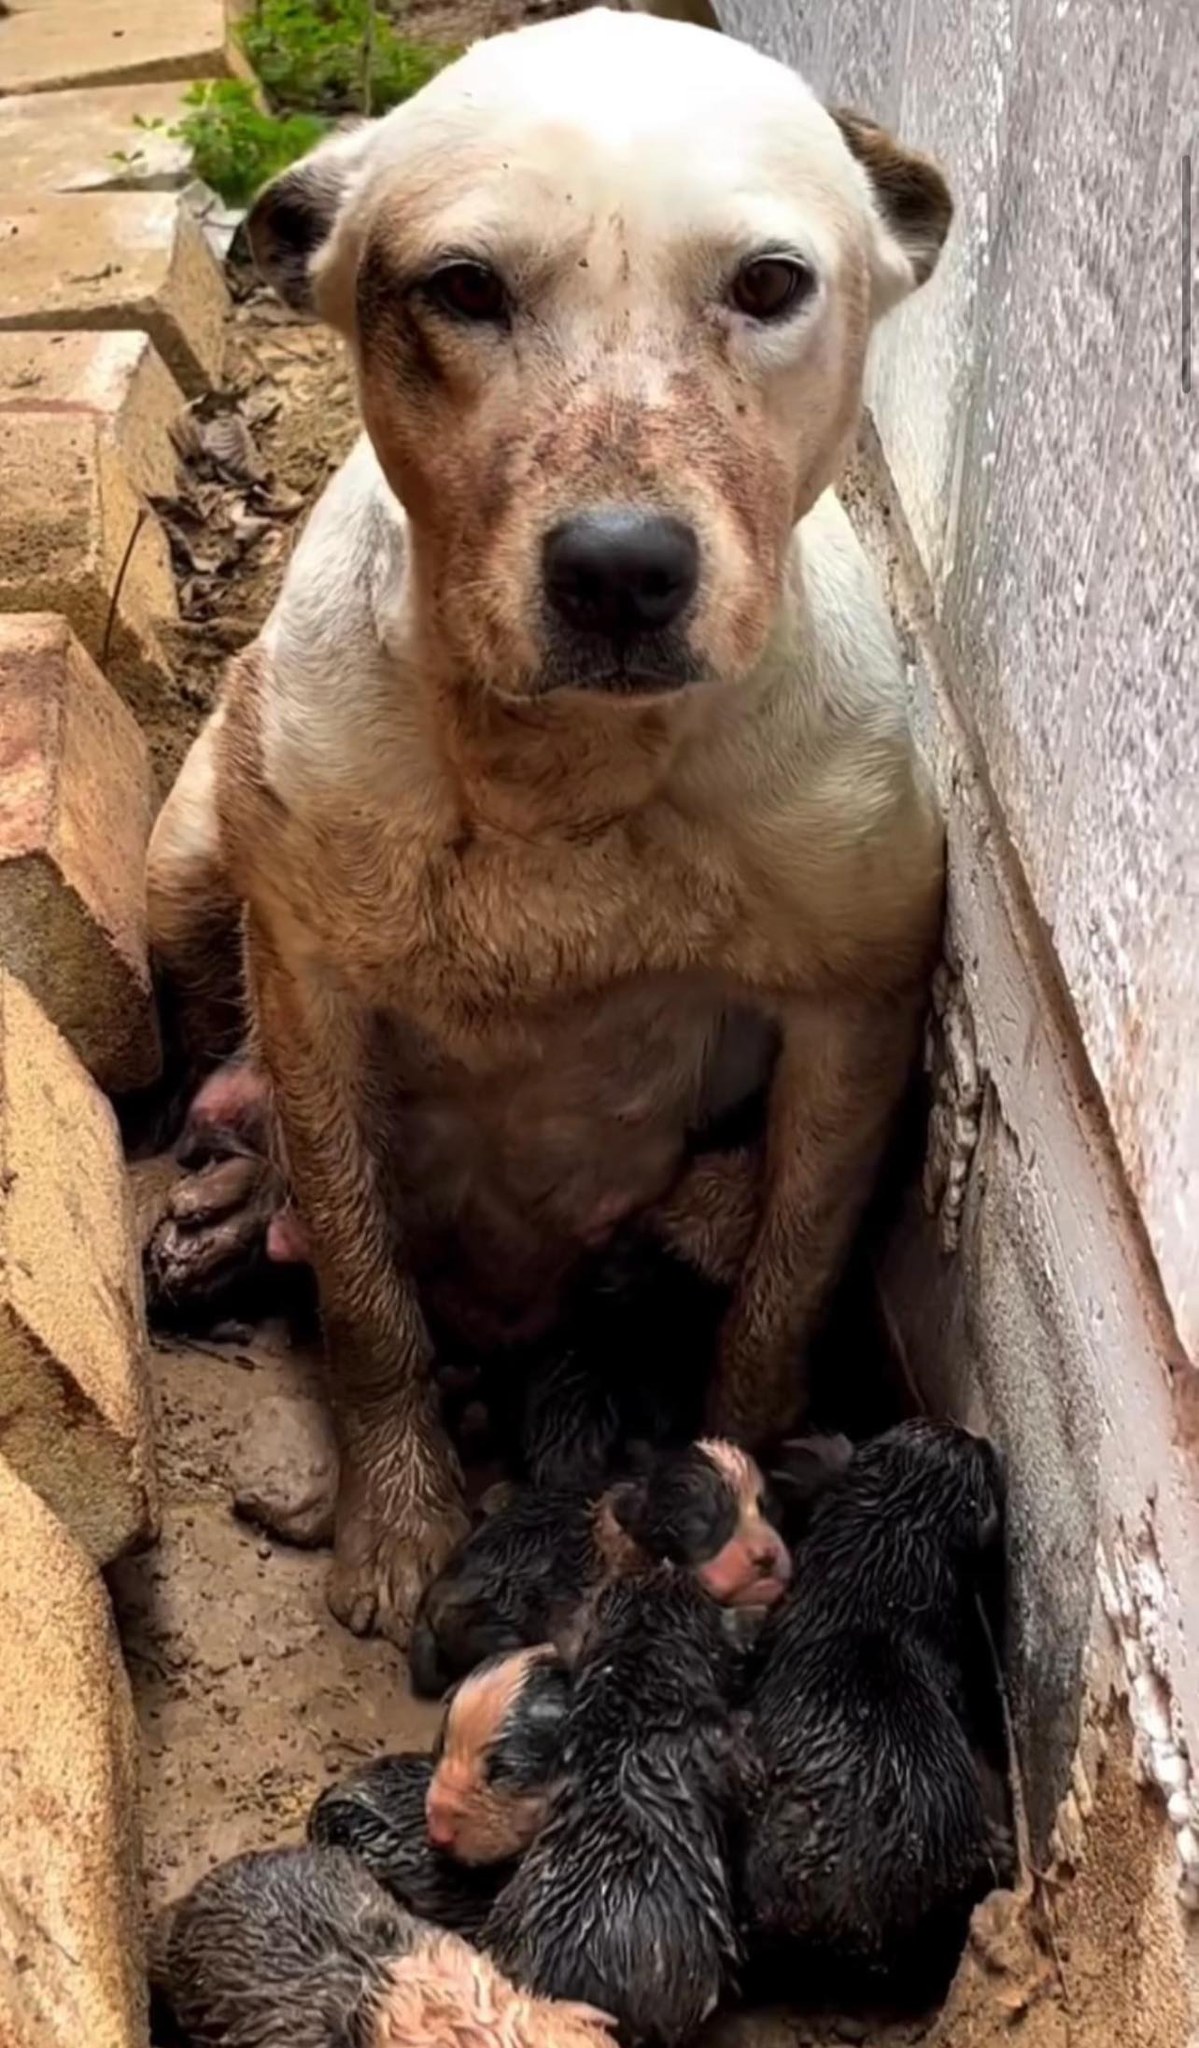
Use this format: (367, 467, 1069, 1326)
(328, 1479, 469, 1647)
(144, 1153, 280, 1318)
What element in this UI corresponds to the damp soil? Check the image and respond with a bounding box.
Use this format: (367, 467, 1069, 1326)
(109, 17, 1089, 2034)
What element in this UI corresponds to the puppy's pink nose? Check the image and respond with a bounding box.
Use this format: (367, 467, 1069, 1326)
(425, 1788, 457, 1850)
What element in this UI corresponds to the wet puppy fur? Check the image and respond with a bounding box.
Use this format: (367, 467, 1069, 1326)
(426, 1646, 572, 1862)
(485, 1566, 747, 2045)
(408, 1438, 790, 1697)
(741, 1418, 1013, 2003)
(308, 1648, 570, 1936)
(153, 1843, 615, 2048)
(311, 1752, 495, 1936)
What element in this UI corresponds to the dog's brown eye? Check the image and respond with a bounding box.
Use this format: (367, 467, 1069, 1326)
(730, 257, 815, 321)
(427, 261, 508, 323)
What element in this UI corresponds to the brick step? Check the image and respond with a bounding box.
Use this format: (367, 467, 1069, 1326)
(0, 612, 161, 1093)
(0, 82, 197, 196)
(0, 1459, 146, 2048)
(0, 324, 190, 720)
(0, 968, 158, 1566)
(0, 0, 249, 99)
(0, 190, 228, 395)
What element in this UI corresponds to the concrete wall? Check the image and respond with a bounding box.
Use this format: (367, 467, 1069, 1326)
(715, 0, 1199, 1960)
(721, 0, 1197, 1371)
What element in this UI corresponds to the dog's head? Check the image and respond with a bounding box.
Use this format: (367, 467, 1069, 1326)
(250, 9, 951, 702)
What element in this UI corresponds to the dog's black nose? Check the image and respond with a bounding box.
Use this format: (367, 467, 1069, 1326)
(543, 510, 699, 638)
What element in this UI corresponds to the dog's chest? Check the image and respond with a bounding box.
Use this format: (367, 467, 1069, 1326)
(292, 802, 790, 1034)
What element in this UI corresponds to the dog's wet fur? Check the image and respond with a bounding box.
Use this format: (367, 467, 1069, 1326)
(484, 1567, 746, 2043)
(408, 1438, 789, 1696)
(144, 5, 952, 1648)
(741, 1419, 1013, 2000)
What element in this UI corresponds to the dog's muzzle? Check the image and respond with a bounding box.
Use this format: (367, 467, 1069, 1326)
(540, 507, 703, 695)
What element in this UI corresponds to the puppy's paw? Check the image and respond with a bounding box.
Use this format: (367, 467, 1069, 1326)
(329, 1473, 468, 1647)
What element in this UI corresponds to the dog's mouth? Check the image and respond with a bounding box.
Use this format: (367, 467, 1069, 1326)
(536, 629, 713, 699)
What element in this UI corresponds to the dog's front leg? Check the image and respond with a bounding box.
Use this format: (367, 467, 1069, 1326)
(708, 987, 925, 1444)
(248, 919, 468, 1645)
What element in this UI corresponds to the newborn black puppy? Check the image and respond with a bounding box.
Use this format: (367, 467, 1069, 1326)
(153, 1843, 615, 2048)
(742, 1417, 1011, 1996)
(154, 1844, 413, 2046)
(408, 1439, 790, 1697)
(425, 1645, 571, 1861)
(484, 1567, 744, 2045)
(764, 1430, 855, 1546)
(308, 1756, 501, 1939)
(309, 1647, 570, 1937)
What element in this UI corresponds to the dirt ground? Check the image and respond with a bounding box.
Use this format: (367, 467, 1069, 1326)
(110, 1325, 439, 1917)
(108, 9, 1150, 2037)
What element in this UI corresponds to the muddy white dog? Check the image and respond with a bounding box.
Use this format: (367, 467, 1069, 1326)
(147, 9, 952, 1644)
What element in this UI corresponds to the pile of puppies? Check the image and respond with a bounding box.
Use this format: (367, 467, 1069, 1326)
(154, 1408, 1013, 2045)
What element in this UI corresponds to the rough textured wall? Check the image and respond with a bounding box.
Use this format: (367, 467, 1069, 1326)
(712, 0, 1199, 1980)
(717, 0, 1198, 1368)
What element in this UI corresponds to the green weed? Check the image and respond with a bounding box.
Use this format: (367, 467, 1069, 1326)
(243, 0, 453, 117)
(113, 3, 455, 207)
(133, 85, 329, 208)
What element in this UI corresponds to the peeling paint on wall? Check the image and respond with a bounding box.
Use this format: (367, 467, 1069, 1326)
(1099, 1518, 1199, 1911)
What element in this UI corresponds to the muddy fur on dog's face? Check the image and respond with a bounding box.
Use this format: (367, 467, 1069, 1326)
(484, 1568, 744, 2044)
(248, 9, 951, 705)
(742, 1420, 1009, 1993)
(307, 1751, 511, 1935)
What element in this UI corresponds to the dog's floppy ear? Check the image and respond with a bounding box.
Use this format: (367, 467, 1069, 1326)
(246, 121, 375, 316)
(829, 107, 953, 309)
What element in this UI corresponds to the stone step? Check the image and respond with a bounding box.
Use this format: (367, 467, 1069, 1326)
(0, 613, 161, 1094)
(0, 81, 196, 195)
(0, 189, 228, 395)
(0, 325, 188, 723)
(0, 0, 249, 98)
(0, 327, 184, 498)
(0, 404, 178, 723)
(0, 1459, 146, 2048)
(0, 969, 158, 1566)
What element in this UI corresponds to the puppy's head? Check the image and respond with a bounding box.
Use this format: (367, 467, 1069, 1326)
(831, 1416, 1006, 1567)
(605, 1438, 792, 1607)
(249, 10, 950, 703)
(425, 1646, 569, 1865)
